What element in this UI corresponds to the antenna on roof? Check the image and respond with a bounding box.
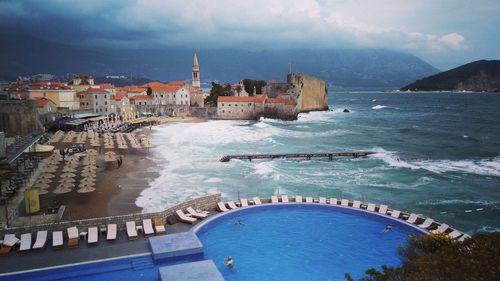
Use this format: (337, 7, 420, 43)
(288, 60, 292, 74)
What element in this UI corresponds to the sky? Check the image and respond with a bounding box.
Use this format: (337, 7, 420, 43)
(0, 0, 499, 70)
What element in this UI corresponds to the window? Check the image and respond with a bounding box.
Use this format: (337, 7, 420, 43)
(86, 102, 89, 106)
(235, 104, 238, 107)
(222, 110, 225, 113)
(248, 103, 251, 106)
(96, 102, 98, 106)
(104, 95, 107, 98)
(222, 103, 224, 106)
(241, 109, 243, 112)
(105, 101, 107, 105)
(161, 95, 163, 98)
(229, 104, 231, 107)
(105, 108, 108, 112)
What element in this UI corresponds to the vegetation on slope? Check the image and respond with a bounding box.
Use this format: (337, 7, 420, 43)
(401, 60, 500, 92)
(345, 232, 499, 281)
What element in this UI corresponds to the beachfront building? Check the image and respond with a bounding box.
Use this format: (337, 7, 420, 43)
(129, 95, 154, 107)
(110, 91, 135, 117)
(217, 95, 267, 120)
(27, 82, 79, 110)
(87, 89, 112, 114)
(121, 85, 147, 97)
(68, 75, 95, 93)
(33, 97, 59, 125)
(146, 82, 191, 106)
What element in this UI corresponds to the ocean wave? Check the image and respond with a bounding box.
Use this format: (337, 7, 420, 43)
(372, 105, 389, 110)
(414, 199, 497, 206)
(371, 148, 500, 177)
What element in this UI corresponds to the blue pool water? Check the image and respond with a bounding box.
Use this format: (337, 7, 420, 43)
(195, 204, 425, 281)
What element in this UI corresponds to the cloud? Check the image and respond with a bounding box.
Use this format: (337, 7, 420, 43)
(1, 0, 497, 68)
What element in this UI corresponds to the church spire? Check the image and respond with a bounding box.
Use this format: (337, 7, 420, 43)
(192, 52, 200, 88)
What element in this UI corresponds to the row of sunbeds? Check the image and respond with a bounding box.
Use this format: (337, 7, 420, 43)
(0, 218, 166, 255)
(216, 195, 470, 242)
(175, 207, 209, 224)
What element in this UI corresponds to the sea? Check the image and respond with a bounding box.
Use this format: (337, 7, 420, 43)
(137, 91, 500, 234)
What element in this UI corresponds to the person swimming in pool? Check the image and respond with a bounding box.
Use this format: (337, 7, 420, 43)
(225, 256, 234, 268)
(383, 223, 393, 232)
(235, 220, 244, 225)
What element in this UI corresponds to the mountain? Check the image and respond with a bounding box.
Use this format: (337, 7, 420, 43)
(401, 60, 500, 92)
(0, 33, 438, 89)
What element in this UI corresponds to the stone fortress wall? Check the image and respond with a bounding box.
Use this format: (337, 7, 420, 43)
(287, 73, 329, 112)
(0, 99, 44, 137)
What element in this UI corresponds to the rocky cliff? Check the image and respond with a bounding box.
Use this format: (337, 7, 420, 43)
(287, 74, 328, 112)
(401, 60, 500, 92)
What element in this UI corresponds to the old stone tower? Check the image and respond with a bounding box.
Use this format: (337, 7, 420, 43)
(192, 52, 200, 88)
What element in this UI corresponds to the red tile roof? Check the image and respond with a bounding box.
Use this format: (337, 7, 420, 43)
(121, 85, 147, 93)
(129, 95, 152, 100)
(99, 83, 114, 90)
(143, 81, 182, 92)
(33, 97, 51, 107)
(29, 82, 71, 90)
(218, 94, 267, 103)
(168, 81, 186, 86)
(111, 91, 128, 101)
(85, 88, 106, 93)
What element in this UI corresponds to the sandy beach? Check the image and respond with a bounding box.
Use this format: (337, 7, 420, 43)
(21, 116, 207, 222)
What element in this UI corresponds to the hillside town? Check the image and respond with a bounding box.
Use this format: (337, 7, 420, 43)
(1, 52, 328, 137)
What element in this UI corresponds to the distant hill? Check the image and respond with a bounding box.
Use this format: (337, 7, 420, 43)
(94, 76, 157, 87)
(0, 33, 438, 89)
(401, 60, 500, 92)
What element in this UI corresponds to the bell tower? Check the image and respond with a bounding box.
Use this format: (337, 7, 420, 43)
(192, 52, 200, 88)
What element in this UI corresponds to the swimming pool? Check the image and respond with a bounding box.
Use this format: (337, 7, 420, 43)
(194, 204, 426, 281)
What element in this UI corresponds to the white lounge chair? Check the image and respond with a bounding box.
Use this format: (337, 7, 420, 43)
(281, 195, 289, 202)
(227, 201, 239, 209)
(430, 224, 449, 234)
(253, 197, 262, 205)
(271, 196, 279, 203)
(217, 202, 229, 212)
(418, 218, 434, 229)
(88, 227, 98, 244)
(67, 227, 79, 248)
(153, 218, 166, 235)
(319, 197, 326, 204)
(367, 203, 376, 211)
(126, 221, 138, 240)
(176, 210, 198, 224)
(107, 224, 117, 241)
(352, 200, 362, 208)
(240, 198, 249, 207)
(447, 230, 462, 239)
(340, 199, 349, 206)
(406, 213, 419, 224)
(19, 233, 32, 252)
(305, 197, 313, 203)
(143, 219, 155, 237)
(329, 198, 338, 205)
(458, 234, 471, 242)
(52, 231, 63, 248)
(390, 210, 401, 219)
(0, 234, 19, 255)
(295, 195, 303, 202)
(378, 205, 388, 214)
(187, 207, 208, 219)
(33, 231, 47, 250)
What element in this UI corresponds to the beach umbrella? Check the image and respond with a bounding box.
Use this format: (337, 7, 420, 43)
(38, 188, 49, 195)
(60, 172, 76, 178)
(62, 167, 77, 173)
(87, 149, 98, 153)
(53, 185, 73, 194)
(35, 178, 52, 185)
(41, 167, 58, 174)
(63, 164, 79, 170)
(81, 170, 96, 177)
(58, 178, 76, 184)
(80, 178, 96, 184)
(33, 182, 51, 190)
(39, 173, 55, 179)
(77, 184, 96, 193)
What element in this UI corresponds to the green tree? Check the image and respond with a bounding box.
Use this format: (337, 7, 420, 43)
(204, 82, 232, 107)
(345, 232, 500, 281)
(242, 79, 267, 96)
(146, 86, 152, 96)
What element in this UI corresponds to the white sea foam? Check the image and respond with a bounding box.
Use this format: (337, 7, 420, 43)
(415, 199, 497, 206)
(372, 148, 500, 177)
(372, 105, 389, 110)
(254, 162, 275, 176)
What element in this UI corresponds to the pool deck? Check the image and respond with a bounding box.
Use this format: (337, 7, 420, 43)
(0, 220, 195, 275)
